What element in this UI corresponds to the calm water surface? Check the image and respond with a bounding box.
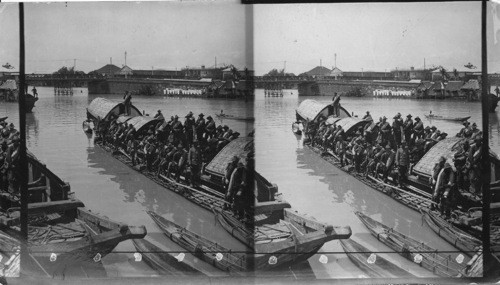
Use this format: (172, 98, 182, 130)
(3, 87, 253, 278)
(1, 87, 493, 279)
(255, 89, 483, 279)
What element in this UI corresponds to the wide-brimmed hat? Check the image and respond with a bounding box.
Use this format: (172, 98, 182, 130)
(425, 126, 431, 130)
(199, 113, 204, 117)
(431, 126, 437, 130)
(207, 116, 212, 120)
(174, 115, 179, 119)
(463, 121, 470, 126)
(472, 122, 477, 127)
(407, 114, 412, 118)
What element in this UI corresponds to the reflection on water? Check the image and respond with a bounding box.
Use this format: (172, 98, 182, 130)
(255, 89, 476, 278)
(18, 86, 252, 277)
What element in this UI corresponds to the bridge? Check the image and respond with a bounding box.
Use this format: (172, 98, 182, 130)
(253, 76, 314, 89)
(25, 73, 105, 88)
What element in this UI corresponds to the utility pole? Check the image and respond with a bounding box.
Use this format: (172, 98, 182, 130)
(334, 53, 337, 68)
(125, 51, 127, 66)
(215, 56, 217, 68)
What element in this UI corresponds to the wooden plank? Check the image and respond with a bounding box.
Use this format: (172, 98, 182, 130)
(27, 199, 85, 214)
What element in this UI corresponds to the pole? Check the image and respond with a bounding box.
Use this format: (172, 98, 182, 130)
(215, 56, 217, 68)
(125, 51, 127, 66)
(18, 1, 29, 270)
(334, 53, 337, 68)
(480, 0, 491, 275)
(73, 59, 76, 70)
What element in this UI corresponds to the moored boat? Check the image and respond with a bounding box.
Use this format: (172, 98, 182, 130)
(339, 238, 415, 278)
(215, 113, 254, 122)
(251, 171, 352, 270)
(424, 114, 470, 122)
(147, 211, 248, 275)
(420, 208, 482, 256)
(132, 239, 205, 276)
(0, 151, 147, 277)
(355, 211, 467, 278)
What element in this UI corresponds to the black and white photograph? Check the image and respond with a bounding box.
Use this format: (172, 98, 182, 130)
(254, 1, 491, 280)
(1, 0, 500, 284)
(1, 1, 255, 281)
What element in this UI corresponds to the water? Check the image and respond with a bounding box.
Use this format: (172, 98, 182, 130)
(0, 86, 489, 279)
(254, 89, 482, 278)
(2, 86, 253, 278)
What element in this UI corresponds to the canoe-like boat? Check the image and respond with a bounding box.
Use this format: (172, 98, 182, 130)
(339, 238, 415, 278)
(424, 114, 470, 122)
(26, 94, 38, 113)
(132, 239, 205, 276)
(355, 211, 466, 278)
(147, 211, 248, 274)
(420, 208, 482, 256)
(215, 113, 255, 122)
(0, 151, 147, 277)
(252, 172, 351, 270)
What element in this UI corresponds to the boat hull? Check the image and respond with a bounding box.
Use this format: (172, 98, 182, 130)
(356, 211, 466, 278)
(340, 238, 415, 278)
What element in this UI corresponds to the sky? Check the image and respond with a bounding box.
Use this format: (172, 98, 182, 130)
(0, 1, 251, 73)
(0, 2, 499, 75)
(254, 2, 487, 75)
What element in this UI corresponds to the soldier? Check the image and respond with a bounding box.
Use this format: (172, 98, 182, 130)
(195, 113, 206, 141)
(184, 111, 196, 145)
(413, 116, 424, 139)
(395, 142, 409, 187)
(188, 141, 202, 187)
(403, 114, 413, 144)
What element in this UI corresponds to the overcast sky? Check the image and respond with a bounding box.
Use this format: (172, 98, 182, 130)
(0, 1, 251, 73)
(1, 2, 499, 75)
(254, 2, 486, 75)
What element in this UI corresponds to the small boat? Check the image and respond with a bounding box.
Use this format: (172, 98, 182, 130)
(339, 238, 415, 278)
(147, 211, 248, 274)
(355, 211, 466, 278)
(420, 208, 482, 256)
(132, 239, 205, 276)
(215, 113, 255, 122)
(291, 122, 303, 135)
(26, 93, 38, 113)
(424, 114, 470, 122)
(0, 151, 147, 277)
(214, 171, 351, 271)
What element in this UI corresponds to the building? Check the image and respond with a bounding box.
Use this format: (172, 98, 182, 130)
(117, 66, 183, 79)
(329, 67, 343, 79)
(304, 66, 332, 78)
(222, 67, 254, 80)
(392, 67, 431, 81)
(342, 71, 393, 80)
(182, 66, 222, 80)
(92, 64, 121, 77)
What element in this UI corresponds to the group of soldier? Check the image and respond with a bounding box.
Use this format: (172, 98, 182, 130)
(0, 118, 20, 194)
(95, 108, 253, 220)
(304, 110, 482, 218)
